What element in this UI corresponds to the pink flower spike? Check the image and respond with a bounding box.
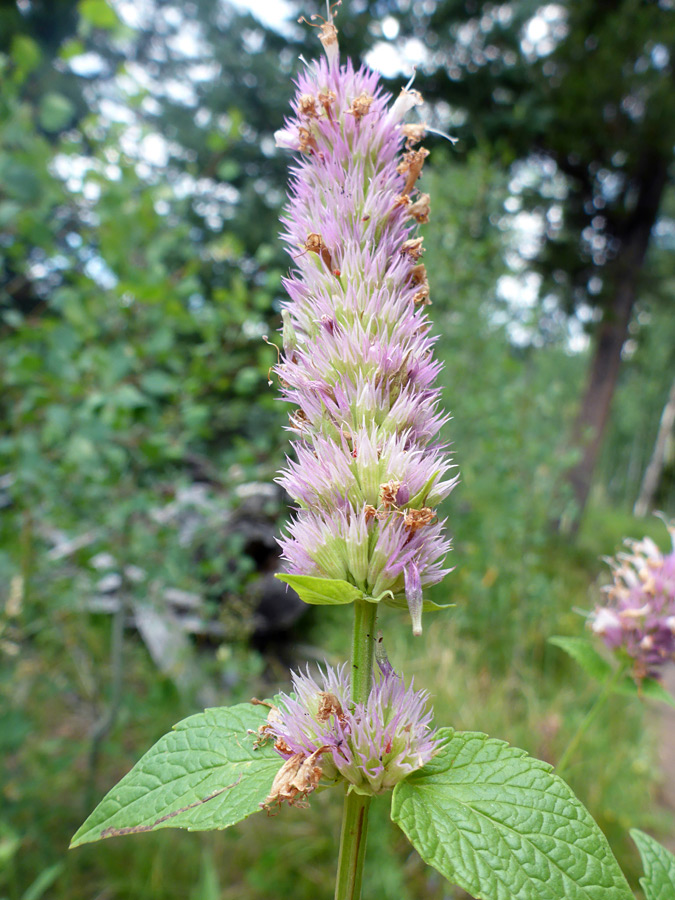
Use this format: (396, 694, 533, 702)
(273, 22, 456, 632)
(589, 518, 675, 682)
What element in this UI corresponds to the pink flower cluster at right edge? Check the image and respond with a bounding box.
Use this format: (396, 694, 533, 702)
(272, 20, 458, 635)
(590, 519, 675, 681)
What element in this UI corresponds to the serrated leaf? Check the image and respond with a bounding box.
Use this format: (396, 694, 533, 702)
(631, 829, 675, 900)
(275, 573, 363, 605)
(70, 703, 279, 847)
(391, 729, 633, 900)
(549, 636, 613, 683)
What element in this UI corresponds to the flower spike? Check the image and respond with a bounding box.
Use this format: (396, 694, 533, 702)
(273, 26, 457, 633)
(589, 517, 675, 682)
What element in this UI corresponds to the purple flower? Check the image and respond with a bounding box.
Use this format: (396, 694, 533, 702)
(273, 19, 456, 633)
(589, 518, 675, 681)
(260, 660, 440, 807)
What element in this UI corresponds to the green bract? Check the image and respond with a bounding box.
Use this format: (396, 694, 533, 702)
(276, 572, 453, 615)
(275, 573, 364, 605)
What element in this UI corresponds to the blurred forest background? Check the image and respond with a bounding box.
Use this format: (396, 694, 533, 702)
(1, 0, 674, 897)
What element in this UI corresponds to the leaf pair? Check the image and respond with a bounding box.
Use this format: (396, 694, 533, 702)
(72, 704, 675, 900)
(276, 573, 452, 612)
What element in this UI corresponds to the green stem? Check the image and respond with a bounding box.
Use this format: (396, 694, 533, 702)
(556, 662, 627, 779)
(349, 599, 378, 705)
(334, 599, 377, 900)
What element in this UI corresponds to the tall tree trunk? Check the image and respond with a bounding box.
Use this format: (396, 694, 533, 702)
(563, 157, 669, 532)
(633, 378, 675, 517)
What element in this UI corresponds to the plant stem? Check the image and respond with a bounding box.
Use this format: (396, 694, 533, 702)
(349, 599, 378, 706)
(334, 599, 377, 900)
(556, 663, 627, 779)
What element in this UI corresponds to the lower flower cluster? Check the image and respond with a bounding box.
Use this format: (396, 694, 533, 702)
(590, 518, 675, 681)
(258, 660, 439, 808)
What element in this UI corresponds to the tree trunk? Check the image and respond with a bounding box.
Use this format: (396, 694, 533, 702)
(633, 378, 675, 517)
(563, 157, 669, 533)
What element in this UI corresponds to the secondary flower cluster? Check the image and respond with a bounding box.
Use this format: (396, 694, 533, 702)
(590, 519, 675, 681)
(259, 660, 439, 808)
(273, 22, 457, 633)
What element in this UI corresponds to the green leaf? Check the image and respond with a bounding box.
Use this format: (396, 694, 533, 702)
(70, 703, 279, 847)
(108, 384, 148, 409)
(550, 637, 675, 707)
(140, 371, 178, 396)
(275, 573, 363, 605)
(631, 829, 675, 900)
(10, 35, 41, 81)
(0, 201, 21, 227)
(549, 636, 613, 683)
(636, 679, 675, 708)
(78, 0, 120, 30)
(38, 93, 76, 133)
(59, 39, 86, 61)
(391, 729, 633, 900)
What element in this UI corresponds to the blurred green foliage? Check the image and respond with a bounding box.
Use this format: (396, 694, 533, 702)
(1, 1, 674, 899)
